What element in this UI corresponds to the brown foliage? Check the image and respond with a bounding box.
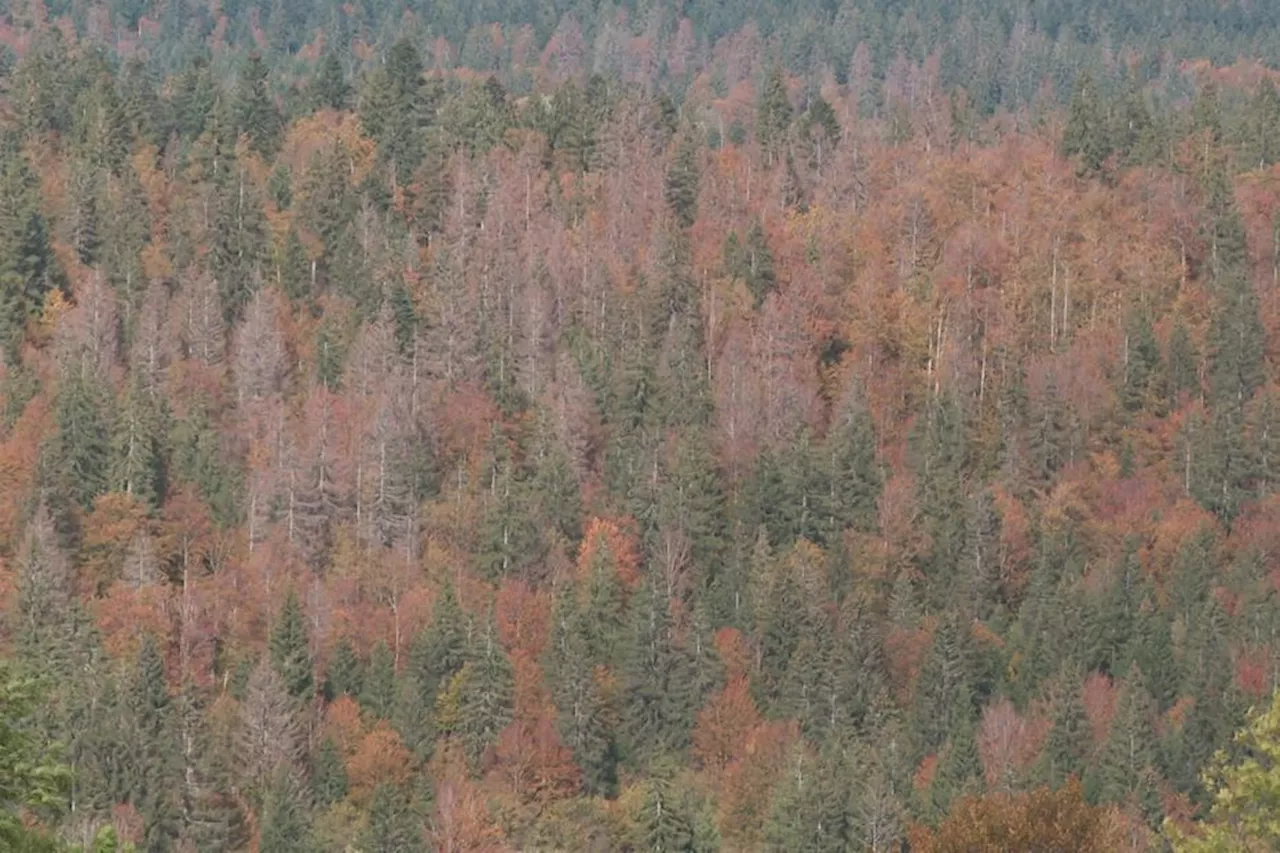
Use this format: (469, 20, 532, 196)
(912, 780, 1118, 853)
(347, 723, 414, 802)
(692, 676, 762, 775)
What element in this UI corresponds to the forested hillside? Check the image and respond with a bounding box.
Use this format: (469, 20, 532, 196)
(4, 0, 1280, 850)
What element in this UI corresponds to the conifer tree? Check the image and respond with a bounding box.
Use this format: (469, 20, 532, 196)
(1093, 664, 1161, 822)
(1166, 320, 1201, 402)
(110, 373, 168, 509)
(310, 50, 350, 112)
(409, 580, 467, 707)
(360, 640, 397, 720)
(665, 133, 700, 230)
(233, 53, 281, 156)
(1206, 161, 1264, 412)
(1062, 72, 1112, 176)
(269, 592, 314, 702)
(457, 616, 513, 766)
(757, 64, 793, 166)
(325, 637, 363, 699)
(547, 585, 619, 797)
(311, 736, 348, 806)
(259, 768, 314, 853)
(360, 784, 422, 853)
(824, 384, 882, 535)
(1244, 78, 1280, 170)
(911, 614, 976, 758)
(1041, 663, 1090, 788)
(1123, 304, 1165, 414)
(52, 361, 112, 511)
(623, 581, 697, 766)
(635, 765, 718, 852)
(0, 141, 58, 357)
(130, 634, 181, 852)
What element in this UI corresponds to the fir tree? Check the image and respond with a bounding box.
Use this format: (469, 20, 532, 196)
(324, 637, 363, 699)
(757, 64, 794, 166)
(457, 617, 514, 766)
(360, 784, 422, 853)
(269, 592, 314, 702)
(233, 53, 281, 156)
(51, 360, 112, 511)
(310, 50, 350, 112)
(665, 133, 700, 230)
(1040, 663, 1089, 788)
(310, 736, 347, 806)
(0, 142, 58, 357)
(1122, 305, 1165, 414)
(1062, 72, 1112, 176)
(622, 581, 697, 766)
(1094, 667, 1163, 824)
(360, 640, 397, 720)
(1166, 320, 1201, 402)
(258, 768, 314, 853)
(547, 585, 619, 797)
(408, 580, 467, 706)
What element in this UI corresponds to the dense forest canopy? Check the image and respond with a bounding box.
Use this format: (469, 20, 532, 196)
(5, 0, 1280, 850)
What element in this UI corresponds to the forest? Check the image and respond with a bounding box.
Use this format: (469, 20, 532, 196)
(6, 0, 1280, 850)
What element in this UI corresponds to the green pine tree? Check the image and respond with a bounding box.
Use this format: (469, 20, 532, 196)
(0, 142, 59, 357)
(310, 736, 347, 806)
(757, 64, 793, 166)
(360, 640, 397, 720)
(1166, 320, 1200, 402)
(310, 50, 350, 112)
(269, 592, 314, 701)
(665, 134, 700, 230)
(258, 768, 314, 853)
(324, 637, 363, 699)
(233, 53, 281, 156)
(51, 361, 112, 511)
(457, 617, 514, 766)
(1062, 72, 1112, 176)
(359, 783, 422, 852)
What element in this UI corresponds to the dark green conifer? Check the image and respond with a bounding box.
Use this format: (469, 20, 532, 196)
(269, 592, 314, 701)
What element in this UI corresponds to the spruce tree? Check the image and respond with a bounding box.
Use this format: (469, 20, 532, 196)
(360, 640, 397, 720)
(1093, 665, 1162, 823)
(1206, 162, 1265, 411)
(0, 142, 58, 356)
(1166, 320, 1200, 402)
(1062, 72, 1112, 176)
(1122, 305, 1165, 414)
(910, 613, 975, 758)
(258, 768, 314, 853)
(310, 736, 347, 806)
(1245, 79, 1280, 170)
(360, 784, 421, 853)
(547, 584, 619, 797)
(269, 592, 314, 702)
(1040, 663, 1089, 788)
(324, 637, 363, 699)
(622, 581, 697, 766)
(233, 53, 281, 156)
(457, 616, 513, 766)
(310, 50, 350, 112)
(130, 634, 181, 852)
(408, 580, 467, 706)
(665, 133, 700, 229)
(52, 360, 112, 511)
(757, 64, 793, 166)
(110, 374, 168, 510)
(824, 384, 882, 535)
